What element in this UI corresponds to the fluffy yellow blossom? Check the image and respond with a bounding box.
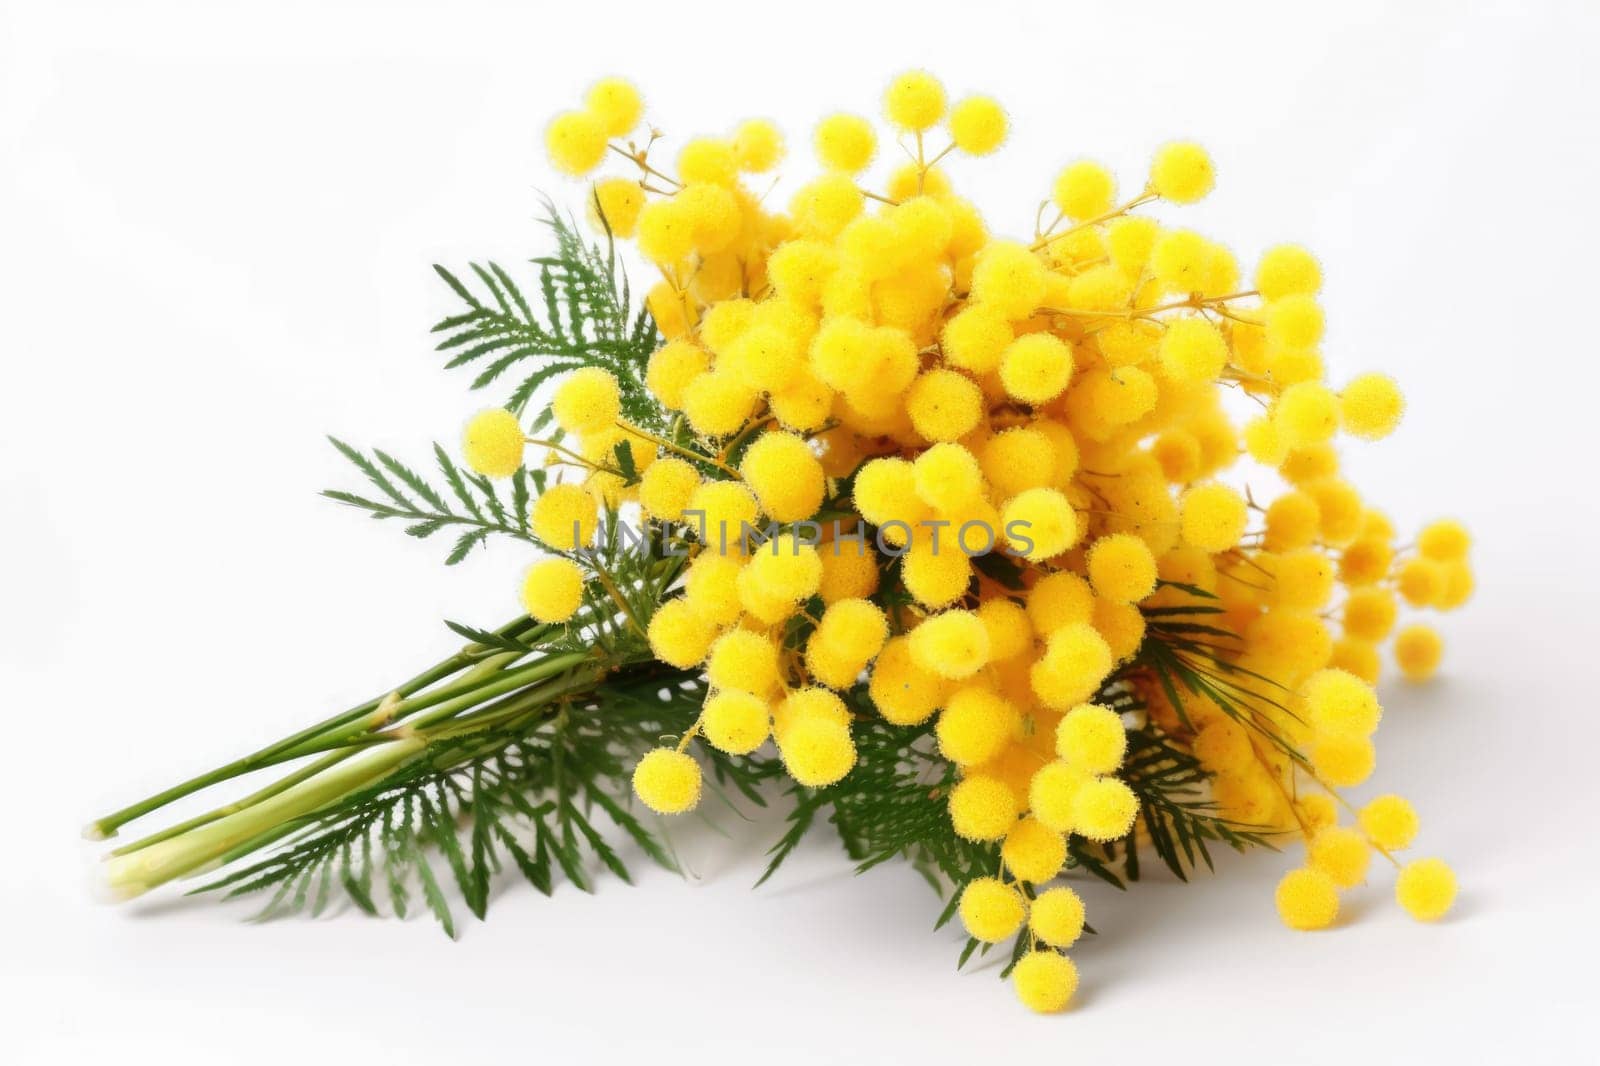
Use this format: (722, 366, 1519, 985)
(884, 70, 946, 131)
(1002, 818, 1067, 884)
(959, 877, 1025, 943)
(1396, 858, 1457, 922)
(1013, 952, 1078, 1013)
(1275, 867, 1339, 930)
(1149, 141, 1214, 203)
(1394, 624, 1444, 681)
(521, 558, 583, 623)
(701, 690, 770, 756)
(1053, 161, 1116, 221)
(1029, 887, 1086, 947)
(462, 408, 525, 479)
(949, 95, 1008, 155)
(584, 77, 642, 137)
(1359, 794, 1420, 851)
(948, 774, 1019, 841)
(632, 749, 701, 814)
(530, 484, 598, 550)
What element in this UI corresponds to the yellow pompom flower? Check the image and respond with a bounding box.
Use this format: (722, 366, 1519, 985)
(910, 610, 991, 680)
(1308, 826, 1371, 888)
(1029, 886, 1086, 947)
(853, 457, 925, 537)
(637, 457, 699, 522)
(740, 431, 824, 523)
(1013, 951, 1078, 1014)
(1002, 818, 1067, 884)
(530, 484, 598, 550)
(635, 199, 696, 265)
(1178, 482, 1247, 552)
(706, 630, 780, 695)
(1359, 794, 1420, 851)
(819, 542, 880, 604)
(1086, 534, 1158, 603)
(902, 541, 973, 609)
(1396, 858, 1457, 922)
(1396, 556, 1445, 607)
(948, 774, 1019, 841)
(1339, 536, 1393, 587)
(1274, 382, 1340, 447)
(1275, 867, 1339, 930)
(1298, 794, 1339, 836)
(1338, 373, 1405, 439)
(813, 113, 876, 173)
(1000, 332, 1074, 405)
(1312, 734, 1376, 788)
(948, 95, 1008, 155)
(1329, 637, 1380, 684)
(868, 635, 947, 726)
(1028, 760, 1087, 832)
(1149, 141, 1215, 203)
(913, 442, 983, 512)
(701, 690, 770, 756)
(977, 598, 1033, 663)
(1032, 624, 1114, 710)
(941, 303, 1014, 374)
(1418, 519, 1471, 562)
(959, 877, 1026, 943)
(681, 371, 758, 439)
(640, 342, 710, 412)
(632, 748, 701, 815)
(1052, 161, 1116, 221)
(462, 408, 526, 479)
(772, 686, 851, 741)
(1157, 317, 1228, 385)
(521, 558, 584, 623)
(1071, 776, 1138, 841)
(906, 369, 983, 443)
(732, 118, 784, 172)
(1394, 624, 1444, 681)
(1272, 549, 1336, 611)
(937, 686, 1019, 766)
(584, 77, 642, 137)
(552, 368, 621, 435)
(681, 552, 742, 627)
(981, 428, 1054, 499)
(1028, 572, 1094, 636)
(745, 536, 823, 604)
(1301, 668, 1381, 737)
(971, 241, 1048, 320)
(884, 70, 947, 131)
(1254, 243, 1321, 300)
(1150, 228, 1210, 292)
(591, 178, 645, 238)
(684, 481, 757, 550)
(1055, 703, 1127, 774)
(676, 138, 738, 187)
(778, 714, 856, 787)
(1243, 416, 1288, 466)
(646, 599, 718, 669)
(545, 110, 608, 176)
(1003, 488, 1079, 559)
(1265, 293, 1325, 351)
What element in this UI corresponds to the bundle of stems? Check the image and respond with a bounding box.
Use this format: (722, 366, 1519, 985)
(93, 563, 672, 901)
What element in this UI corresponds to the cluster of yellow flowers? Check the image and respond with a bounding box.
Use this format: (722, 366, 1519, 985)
(457, 71, 1472, 1012)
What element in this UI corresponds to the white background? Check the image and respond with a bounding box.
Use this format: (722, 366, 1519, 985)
(3, 0, 1597, 1060)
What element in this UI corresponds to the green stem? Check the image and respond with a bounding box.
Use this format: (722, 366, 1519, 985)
(103, 738, 427, 898)
(87, 616, 544, 840)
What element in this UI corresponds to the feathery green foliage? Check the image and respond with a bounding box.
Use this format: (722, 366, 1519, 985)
(430, 206, 661, 427)
(323, 439, 545, 563)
